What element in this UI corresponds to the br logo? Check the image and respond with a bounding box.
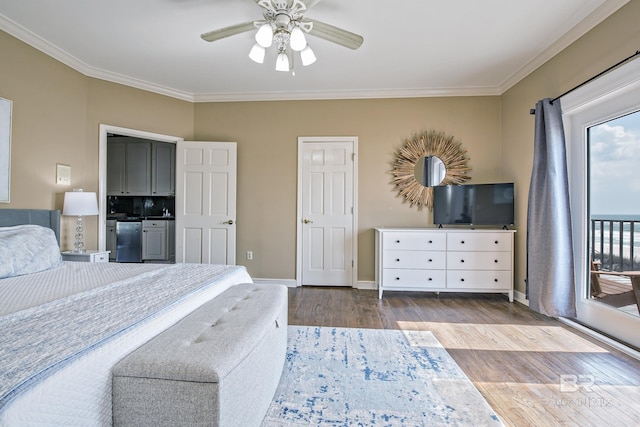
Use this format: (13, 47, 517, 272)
(559, 374, 595, 392)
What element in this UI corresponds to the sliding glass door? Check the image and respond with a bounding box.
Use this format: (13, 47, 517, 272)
(587, 112, 640, 317)
(563, 59, 640, 348)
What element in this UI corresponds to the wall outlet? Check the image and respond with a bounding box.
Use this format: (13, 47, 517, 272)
(246, 251, 253, 260)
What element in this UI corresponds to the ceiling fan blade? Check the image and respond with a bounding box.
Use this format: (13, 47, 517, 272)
(300, 0, 322, 10)
(307, 19, 363, 50)
(201, 21, 256, 42)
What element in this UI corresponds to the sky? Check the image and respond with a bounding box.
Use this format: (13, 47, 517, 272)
(589, 110, 640, 217)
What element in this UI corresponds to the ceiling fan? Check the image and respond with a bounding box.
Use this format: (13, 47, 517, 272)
(200, 0, 364, 72)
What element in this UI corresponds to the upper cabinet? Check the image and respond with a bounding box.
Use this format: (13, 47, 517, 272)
(107, 137, 175, 196)
(152, 142, 176, 196)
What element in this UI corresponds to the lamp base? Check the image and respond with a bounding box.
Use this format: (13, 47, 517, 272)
(73, 215, 86, 254)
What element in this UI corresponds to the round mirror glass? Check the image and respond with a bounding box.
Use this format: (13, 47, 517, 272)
(414, 155, 447, 187)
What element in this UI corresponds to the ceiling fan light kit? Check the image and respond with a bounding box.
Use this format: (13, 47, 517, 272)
(201, 0, 363, 74)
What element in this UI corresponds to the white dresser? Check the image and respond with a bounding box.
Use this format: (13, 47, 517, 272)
(375, 228, 515, 300)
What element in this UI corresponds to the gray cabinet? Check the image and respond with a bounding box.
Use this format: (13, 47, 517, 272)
(106, 141, 126, 195)
(152, 142, 175, 196)
(142, 220, 175, 262)
(106, 220, 116, 261)
(107, 138, 152, 196)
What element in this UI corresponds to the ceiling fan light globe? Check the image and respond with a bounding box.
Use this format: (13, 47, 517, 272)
(300, 45, 316, 66)
(249, 43, 266, 63)
(290, 26, 307, 51)
(275, 52, 290, 71)
(255, 24, 273, 47)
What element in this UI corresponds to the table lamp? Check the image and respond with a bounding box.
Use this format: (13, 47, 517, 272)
(63, 189, 99, 253)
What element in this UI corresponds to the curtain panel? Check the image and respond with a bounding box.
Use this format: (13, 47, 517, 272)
(526, 99, 576, 318)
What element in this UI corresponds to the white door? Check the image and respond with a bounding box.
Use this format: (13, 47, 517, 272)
(297, 137, 358, 286)
(175, 141, 236, 265)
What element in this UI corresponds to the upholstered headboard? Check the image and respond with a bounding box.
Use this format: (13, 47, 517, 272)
(0, 209, 61, 244)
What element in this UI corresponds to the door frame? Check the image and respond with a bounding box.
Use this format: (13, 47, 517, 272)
(296, 136, 358, 287)
(98, 124, 183, 250)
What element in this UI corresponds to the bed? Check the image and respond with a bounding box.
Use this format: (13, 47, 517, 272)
(0, 209, 253, 425)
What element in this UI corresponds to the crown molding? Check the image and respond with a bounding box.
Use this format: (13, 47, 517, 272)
(1, 0, 630, 103)
(192, 86, 502, 103)
(497, 0, 630, 93)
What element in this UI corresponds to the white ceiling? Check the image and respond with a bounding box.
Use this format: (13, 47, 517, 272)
(0, 0, 629, 102)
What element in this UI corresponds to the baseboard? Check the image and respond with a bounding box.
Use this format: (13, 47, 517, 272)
(354, 281, 377, 290)
(559, 317, 640, 361)
(251, 278, 298, 288)
(514, 289, 529, 306)
(251, 278, 377, 290)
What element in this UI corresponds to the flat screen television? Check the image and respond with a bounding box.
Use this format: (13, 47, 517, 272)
(433, 183, 515, 227)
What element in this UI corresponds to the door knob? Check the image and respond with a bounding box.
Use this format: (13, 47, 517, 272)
(223, 220, 234, 225)
(303, 219, 313, 224)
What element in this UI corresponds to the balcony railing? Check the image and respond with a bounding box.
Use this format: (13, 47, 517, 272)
(590, 217, 639, 271)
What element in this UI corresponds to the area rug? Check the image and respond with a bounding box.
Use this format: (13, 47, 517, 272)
(261, 326, 503, 426)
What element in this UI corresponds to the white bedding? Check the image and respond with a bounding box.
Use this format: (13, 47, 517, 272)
(0, 261, 252, 426)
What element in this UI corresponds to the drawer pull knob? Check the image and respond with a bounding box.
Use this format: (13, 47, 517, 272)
(494, 259, 498, 263)
(460, 278, 465, 282)
(495, 240, 499, 244)
(428, 240, 433, 244)
(428, 278, 433, 281)
(461, 240, 465, 244)
(395, 259, 400, 262)
(428, 258, 432, 262)
(395, 277, 400, 280)
(494, 278, 499, 282)
(460, 259, 465, 263)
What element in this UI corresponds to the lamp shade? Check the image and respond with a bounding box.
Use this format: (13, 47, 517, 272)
(63, 191, 99, 216)
(275, 52, 290, 72)
(300, 45, 316, 66)
(289, 26, 307, 51)
(249, 43, 266, 63)
(255, 24, 273, 48)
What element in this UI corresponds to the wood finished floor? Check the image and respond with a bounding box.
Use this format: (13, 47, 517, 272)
(287, 287, 640, 427)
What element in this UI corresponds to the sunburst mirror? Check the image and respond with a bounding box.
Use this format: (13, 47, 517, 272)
(390, 130, 471, 210)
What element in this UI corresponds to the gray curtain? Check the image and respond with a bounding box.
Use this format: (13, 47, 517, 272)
(526, 98, 576, 318)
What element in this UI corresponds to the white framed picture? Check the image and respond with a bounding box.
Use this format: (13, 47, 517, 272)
(0, 97, 11, 203)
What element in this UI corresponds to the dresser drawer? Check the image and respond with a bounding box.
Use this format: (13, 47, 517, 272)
(446, 232, 511, 251)
(446, 251, 511, 270)
(383, 250, 446, 269)
(382, 269, 446, 289)
(446, 270, 512, 290)
(382, 232, 446, 251)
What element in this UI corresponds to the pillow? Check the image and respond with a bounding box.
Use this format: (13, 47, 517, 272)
(0, 224, 62, 279)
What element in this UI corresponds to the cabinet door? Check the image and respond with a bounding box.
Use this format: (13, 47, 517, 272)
(106, 224, 116, 260)
(126, 142, 152, 195)
(107, 141, 126, 195)
(152, 142, 175, 196)
(142, 226, 167, 260)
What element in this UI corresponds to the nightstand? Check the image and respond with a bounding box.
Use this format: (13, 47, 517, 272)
(61, 250, 110, 263)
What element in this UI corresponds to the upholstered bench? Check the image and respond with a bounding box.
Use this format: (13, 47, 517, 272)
(112, 283, 288, 427)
